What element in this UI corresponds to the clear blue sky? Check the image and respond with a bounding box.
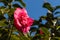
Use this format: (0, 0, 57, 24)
(24, 0, 60, 20)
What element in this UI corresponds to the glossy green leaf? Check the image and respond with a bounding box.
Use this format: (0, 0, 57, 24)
(57, 26, 60, 30)
(43, 2, 53, 12)
(54, 12, 60, 14)
(15, 0, 26, 7)
(54, 6, 60, 11)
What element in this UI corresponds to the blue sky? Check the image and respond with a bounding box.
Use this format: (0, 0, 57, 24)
(24, 0, 60, 20)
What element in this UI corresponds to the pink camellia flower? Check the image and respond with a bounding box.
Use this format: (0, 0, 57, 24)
(14, 8, 34, 34)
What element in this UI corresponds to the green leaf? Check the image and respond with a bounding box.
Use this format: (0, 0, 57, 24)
(43, 2, 53, 12)
(40, 16, 47, 20)
(0, 13, 5, 20)
(32, 20, 39, 26)
(13, 4, 22, 8)
(47, 13, 53, 20)
(8, 8, 15, 21)
(57, 26, 60, 30)
(19, 32, 31, 40)
(54, 6, 60, 11)
(11, 35, 20, 40)
(39, 27, 50, 40)
(0, 8, 10, 14)
(15, 0, 26, 7)
(30, 27, 38, 33)
(0, 19, 7, 26)
(54, 12, 60, 14)
(52, 37, 60, 40)
(0, 29, 9, 40)
(40, 27, 50, 36)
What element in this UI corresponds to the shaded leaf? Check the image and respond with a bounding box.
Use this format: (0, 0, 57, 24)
(15, 0, 26, 7)
(54, 12, 60, 14)
(13, 4, 22, 8)
(0, 29, 9, 40)
(0, 13, 5, 20)
(47, 13, 54, 20)
(11, 35, 20, 40)
(54, 6, 60, 11)
(0, 19, 7, 26)
(40, 16, 47, 20)
(30, 27, 38, 32)
(32, 20, 39, 26)
(43, 2, 53, 12)
(7, 8, 15, 21)
(57, 26, 60, 30)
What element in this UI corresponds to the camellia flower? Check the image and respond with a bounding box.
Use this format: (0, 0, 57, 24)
(14, 8, 34, 34)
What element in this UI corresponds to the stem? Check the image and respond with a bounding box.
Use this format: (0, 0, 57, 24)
(19, 32, 31, 40)
(9, 25, 13, 40)
(7, 20, 13, 40)
(49, 37, 51, 40)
